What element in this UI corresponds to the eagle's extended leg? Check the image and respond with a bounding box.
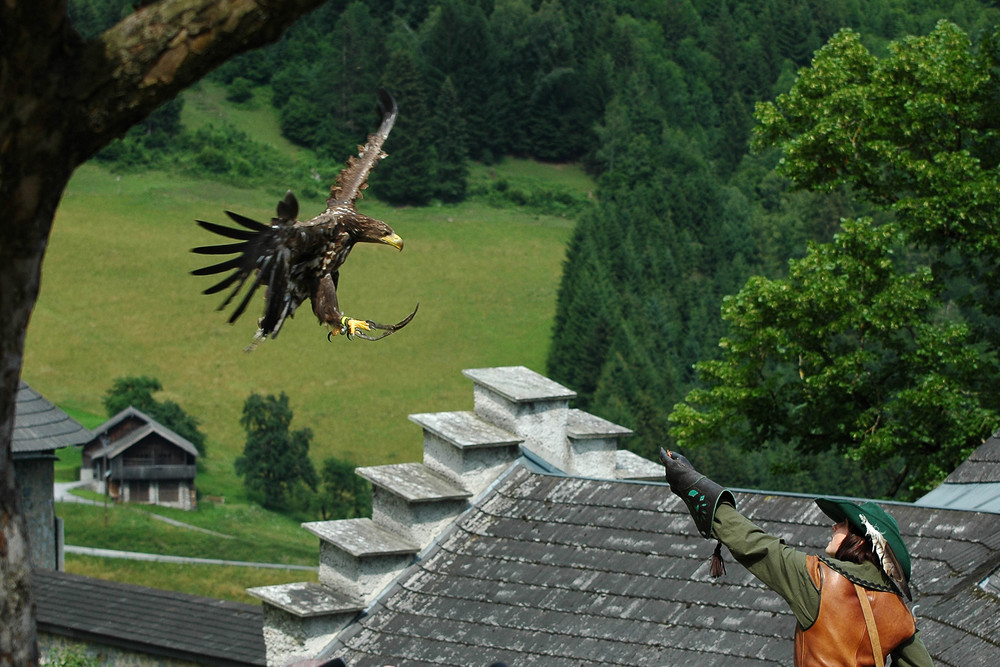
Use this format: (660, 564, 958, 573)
(314, 273, 417, 341)
(313, 273, 360, 336)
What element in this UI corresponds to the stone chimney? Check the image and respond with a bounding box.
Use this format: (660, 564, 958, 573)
(249, 366, 654, 665)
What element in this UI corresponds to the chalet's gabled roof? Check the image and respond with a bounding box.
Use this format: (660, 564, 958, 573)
(12, 381, 92, 456)
(34, 569, 265, 666)
(326, 463, 1000, 666)
(88, 406, 199, 459)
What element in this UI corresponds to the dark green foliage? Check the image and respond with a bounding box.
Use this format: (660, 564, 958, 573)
(670, 21, 1000, 499)
(103, 376, 207, 456)
(375, 45, 435, 205)
(70, 0, 1000, 498)
(420, 0, 496, 160)
(546, 2, 1000, 496)
(95, 97, 184, 165)
(66, 0, 133, 39)
(226, 78, 255, 105)
(317, 457, 371, 520)
(430, 76, 469, 202)
(235, 393, 318, 512)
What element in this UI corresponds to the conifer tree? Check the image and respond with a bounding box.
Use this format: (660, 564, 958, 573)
(376, 44, 434, 205)
(430, 76, 469, 202)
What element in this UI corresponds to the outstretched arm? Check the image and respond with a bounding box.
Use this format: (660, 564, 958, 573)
(712, 504, 820, 629)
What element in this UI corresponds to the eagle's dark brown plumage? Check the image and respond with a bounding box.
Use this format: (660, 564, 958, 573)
(192, 90, 417, 348)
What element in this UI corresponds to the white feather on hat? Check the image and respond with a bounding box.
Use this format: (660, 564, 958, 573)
(860, 514, 911, 601)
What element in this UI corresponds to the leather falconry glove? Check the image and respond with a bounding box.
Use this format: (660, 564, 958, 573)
(659, 448, 736, 577)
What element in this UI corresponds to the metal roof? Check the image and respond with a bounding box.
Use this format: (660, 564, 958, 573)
(12, 381, 92, 455)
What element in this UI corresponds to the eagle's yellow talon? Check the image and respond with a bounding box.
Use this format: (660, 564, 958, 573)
(348, 318, 372, 334)
(337, 316, 372, 338)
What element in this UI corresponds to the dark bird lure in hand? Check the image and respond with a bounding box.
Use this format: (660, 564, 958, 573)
(192, 89, 417, 350)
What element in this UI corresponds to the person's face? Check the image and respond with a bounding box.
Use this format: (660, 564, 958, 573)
(825, 520, 850, 557)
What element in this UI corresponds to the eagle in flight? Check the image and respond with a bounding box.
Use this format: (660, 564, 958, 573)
(192, 89, 417, 349)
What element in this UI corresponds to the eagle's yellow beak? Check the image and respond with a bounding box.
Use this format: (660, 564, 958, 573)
(380, 233, 404, 251)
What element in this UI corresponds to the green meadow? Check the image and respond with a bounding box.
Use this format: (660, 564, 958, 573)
(29, 161, 579, 493)
(24, 81, 590, 600)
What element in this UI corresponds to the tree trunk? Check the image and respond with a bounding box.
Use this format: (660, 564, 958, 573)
(1, 1, 331, 664)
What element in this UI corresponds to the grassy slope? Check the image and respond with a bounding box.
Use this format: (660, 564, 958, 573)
(25, 81, 586, 496)
(22, 82, 589, 600)
(28, 164, 576, 498)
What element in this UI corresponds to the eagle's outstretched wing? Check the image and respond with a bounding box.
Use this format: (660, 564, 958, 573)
(191, 190, 299, 338)
(327, 89, 397, 206)
(193, 90, 415, 347)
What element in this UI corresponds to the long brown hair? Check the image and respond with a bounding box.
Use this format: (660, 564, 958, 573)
(835, 524, 879, 567)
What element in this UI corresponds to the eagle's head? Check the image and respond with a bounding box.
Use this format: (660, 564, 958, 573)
(359, 218, 403, 251)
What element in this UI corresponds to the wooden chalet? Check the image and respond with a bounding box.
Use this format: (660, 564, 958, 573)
(82, 406, 199, 510)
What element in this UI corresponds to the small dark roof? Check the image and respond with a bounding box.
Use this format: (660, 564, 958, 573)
(35, 569, 265, 666)
(916, 431, 1000, 512)
(944, 432, 1000, 484)
(89, 406, 199, 459)
(328, 464, 1000, 666)
(13, 382, 92, 455)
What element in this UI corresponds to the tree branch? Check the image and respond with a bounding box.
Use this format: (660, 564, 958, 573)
(67, 0, 333, 161)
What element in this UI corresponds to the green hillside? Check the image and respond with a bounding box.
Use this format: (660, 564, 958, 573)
(24, 80, 584, 502)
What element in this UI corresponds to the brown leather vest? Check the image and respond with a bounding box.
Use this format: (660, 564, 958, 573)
(794, 556, 915, 666)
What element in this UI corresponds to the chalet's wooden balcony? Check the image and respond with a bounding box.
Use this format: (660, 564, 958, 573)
(110, 462, 197, 481)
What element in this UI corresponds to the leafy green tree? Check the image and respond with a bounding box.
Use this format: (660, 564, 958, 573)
(670, 219, 995, 498)
(226, 77, 254, 104)
(317, 456, 371, 520)
(672, 21, 1000, 499)
(235, 392, 318, 511)
(103, 376, 206, 456)
(755, 22, 1000, 326)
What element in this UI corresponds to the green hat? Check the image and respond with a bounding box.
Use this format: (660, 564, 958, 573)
(815, 497, 912, 600)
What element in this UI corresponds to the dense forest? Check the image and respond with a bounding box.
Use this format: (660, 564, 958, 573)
(67, 0, 1000, 499)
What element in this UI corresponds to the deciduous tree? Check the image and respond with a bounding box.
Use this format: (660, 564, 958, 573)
(236, 392, 318, 511)
(671, 21, 1000, 499)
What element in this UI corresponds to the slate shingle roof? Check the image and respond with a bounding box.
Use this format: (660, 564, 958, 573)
(943, 432, 1000, 484)
(13, 381, 91, 455)
(35, 569, 266, 666)
(328, 463, 1000, 666)
(916, 431, 1000, 512)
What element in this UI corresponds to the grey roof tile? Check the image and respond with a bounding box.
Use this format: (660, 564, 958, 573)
(945, 433, 1000, 484)
(35, 569, 265, 666)
(328, 463, 1000, 666)
(13, 382, 92, 454)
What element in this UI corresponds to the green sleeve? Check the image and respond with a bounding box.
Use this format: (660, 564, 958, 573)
(890, 631, 935, 667)
(712, 504, 821, 628)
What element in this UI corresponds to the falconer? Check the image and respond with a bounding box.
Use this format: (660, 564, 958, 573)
(660, 449, 934, 666)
